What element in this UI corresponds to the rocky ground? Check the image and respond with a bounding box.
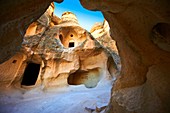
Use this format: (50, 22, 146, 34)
(0, 81, 113, 113)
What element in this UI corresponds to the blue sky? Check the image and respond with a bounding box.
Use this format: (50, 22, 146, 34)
(54, 0, 104, 31)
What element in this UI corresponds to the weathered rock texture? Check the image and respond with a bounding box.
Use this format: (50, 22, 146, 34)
(91, 20, 120, 67)
(25, 3, 60, 38)
(80, 0, 170, 113)
(0, 0, 169, 113)
(0, 11, 118, 90)
(57, 11, 87, 48)
(0, 0, 63, 63)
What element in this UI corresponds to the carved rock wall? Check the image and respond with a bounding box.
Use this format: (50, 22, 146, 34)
(91, 20, 120, 67)
(0, 0, 169, 113)
(0, 27, 117, 90)
(0, 10, 118, 90)
(80, 0, 170, 113)
(0, 0, 63, 63)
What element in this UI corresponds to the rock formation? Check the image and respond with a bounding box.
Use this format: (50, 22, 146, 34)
(0, 0, 170, 113)
(25, 3, 61, 37)
(91, 20, 120, 68)
(80, 0, 170, 113)
(0, 0, 63, 63)
(0, 10, 118, 90)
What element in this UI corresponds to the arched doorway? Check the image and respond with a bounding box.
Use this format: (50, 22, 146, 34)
(21, 63, 40, 86)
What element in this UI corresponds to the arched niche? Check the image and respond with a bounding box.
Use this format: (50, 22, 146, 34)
(58, 27, 84, 48)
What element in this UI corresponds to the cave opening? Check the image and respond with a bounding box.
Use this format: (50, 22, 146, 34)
(67, 68, 100, 88)
(21, 63, 40, 86)
(152, 23, 170, 52)
(70, 34, 73, 37)
(69, 42, 74, 47)
(12, 60, 17, 63)
(59, 34, 63, 42)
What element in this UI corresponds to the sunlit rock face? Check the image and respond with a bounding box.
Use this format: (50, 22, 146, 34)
(25, 3, 61, 37)
(0, 0, 63, 63)
(91, 20, 120, 68)
(80, 0, 170, 113)
(1, 0, 169, 113)
(0, 11, 118, 90)
(0, 53, 27, 87)
(60, 11, 78, 24)
(56, 12, 87, 48)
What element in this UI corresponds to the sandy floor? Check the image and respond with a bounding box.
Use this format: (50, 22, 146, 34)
(0, 82, 112, 113)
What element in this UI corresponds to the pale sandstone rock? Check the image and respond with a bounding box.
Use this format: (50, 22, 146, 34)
(50, 15, 61, 26)
(0, 0, 63, 63)
(80, 0, 170, 113)
(0, 53, 27, 87)
(0, 11, 118, 90)
(60, 11, 79, 24)
(91, 20, 120, 67)
(0, 0, 169, 113)
(91, 20, 118, 54)
(25, 3, 61, 37)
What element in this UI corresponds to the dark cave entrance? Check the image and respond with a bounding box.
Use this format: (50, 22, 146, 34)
(21, 63, 40, 86)
(59, 34, 63, 42)
(69, 42, 74, 47)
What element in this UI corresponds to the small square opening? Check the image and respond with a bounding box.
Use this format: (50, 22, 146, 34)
(69, 42, 74, 47)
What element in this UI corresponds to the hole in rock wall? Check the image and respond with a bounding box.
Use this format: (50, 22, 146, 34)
(70, 34, 73, 37)
(58, 29, 80, 48)
(107, 57, 118, 77)
(67, 68, 100, 88)
(53, 0, 105, 50)
(59, 34, 63, 41)
(12, 60, 17, 63)
(21, 63, 40, 86)
(152, 23, 170, 52)
(69, 42, 74, 47)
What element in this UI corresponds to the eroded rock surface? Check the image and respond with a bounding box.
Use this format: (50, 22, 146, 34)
(0, 0, 63, 63)
(0, 0, 169, 113)
(81, 0, 170, 113)
(91, 20, 120, 68)
(0, 11, 118, 90)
